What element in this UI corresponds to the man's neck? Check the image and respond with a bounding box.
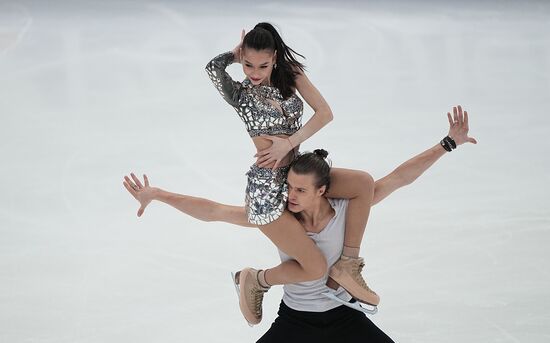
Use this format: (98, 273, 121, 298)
(297, 198, 335, 233)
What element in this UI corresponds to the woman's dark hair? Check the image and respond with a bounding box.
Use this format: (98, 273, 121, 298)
(242, 22, 306, 99)
(290, 149, 331, 194)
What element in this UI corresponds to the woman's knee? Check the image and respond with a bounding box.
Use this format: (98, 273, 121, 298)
(355, 170, 374, 198)
(360, 170, 375, 190)
(304, 250, 328, 280)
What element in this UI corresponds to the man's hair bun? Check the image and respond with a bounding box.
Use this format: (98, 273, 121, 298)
(313, 149, 329, 159)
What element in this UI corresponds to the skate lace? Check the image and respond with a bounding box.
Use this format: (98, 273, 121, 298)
(352, 260, 375, 294)
(250, 286, 268, 317)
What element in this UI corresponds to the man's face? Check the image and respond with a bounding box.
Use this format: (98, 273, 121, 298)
(286, 170, 326, 213)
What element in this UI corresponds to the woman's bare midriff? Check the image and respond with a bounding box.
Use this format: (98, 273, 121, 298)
(252, 134, 296, 169)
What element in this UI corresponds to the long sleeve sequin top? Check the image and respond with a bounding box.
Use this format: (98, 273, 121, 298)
(205, 51, 303, 137)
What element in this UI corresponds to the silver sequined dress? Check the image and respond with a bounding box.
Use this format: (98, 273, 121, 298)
(206, 51, 304, 225)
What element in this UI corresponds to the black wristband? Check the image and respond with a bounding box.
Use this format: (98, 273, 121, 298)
(444, 136, 457, 149)
(440, 138, 452, 152)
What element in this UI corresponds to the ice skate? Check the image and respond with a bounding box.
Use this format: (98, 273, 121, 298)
(231, 268, 270, 326)
(325, 256, 379, 314)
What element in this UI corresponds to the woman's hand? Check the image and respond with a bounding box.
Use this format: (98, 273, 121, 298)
(447, 105, 477, 146)
(232, 29, 245, 64)
(255, 135, 294, 169)
(123, 173, 156, 217)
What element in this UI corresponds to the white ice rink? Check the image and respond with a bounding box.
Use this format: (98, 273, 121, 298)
(1, 1, 549, 342)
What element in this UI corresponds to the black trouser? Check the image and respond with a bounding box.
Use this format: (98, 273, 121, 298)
(257, 300, 394, 343)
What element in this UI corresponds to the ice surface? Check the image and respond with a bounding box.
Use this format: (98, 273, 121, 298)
(1, 1, 549, 342)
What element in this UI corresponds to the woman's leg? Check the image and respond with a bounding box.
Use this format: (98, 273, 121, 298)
(150, 187, 327, 325)
(236, 209, 327, 326)
(258, 210, 327, 285)
(324, 168, 379, 305)
(326, 168, 375, 253)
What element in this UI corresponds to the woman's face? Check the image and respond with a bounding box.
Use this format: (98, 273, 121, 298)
(241, 47, 276, 86)
(286, 170, 326, 213)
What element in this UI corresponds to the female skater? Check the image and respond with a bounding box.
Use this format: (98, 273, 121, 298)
(123, 106, 476, 341)
(203, 22, 376, 324)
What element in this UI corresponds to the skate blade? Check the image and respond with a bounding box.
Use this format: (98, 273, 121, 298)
(230, 271, 254, 328)
(322, 291, 378, 315)
(231, 271, 241, 300)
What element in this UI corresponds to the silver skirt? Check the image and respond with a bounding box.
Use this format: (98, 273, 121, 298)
(245, 164, 290, 225)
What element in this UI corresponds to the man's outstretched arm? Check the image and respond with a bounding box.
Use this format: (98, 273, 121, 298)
(123, 173, 255, 228)
(372, 105, 477, 205)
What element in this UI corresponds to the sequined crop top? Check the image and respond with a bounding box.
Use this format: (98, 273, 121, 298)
(206, 51, 303, 138)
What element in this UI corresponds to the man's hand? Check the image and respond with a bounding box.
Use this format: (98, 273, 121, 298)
(447, 105, 477, 146)
(123, 173, 156, 217)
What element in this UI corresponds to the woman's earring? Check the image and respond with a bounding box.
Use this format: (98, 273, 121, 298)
(274, 63, 277, 69)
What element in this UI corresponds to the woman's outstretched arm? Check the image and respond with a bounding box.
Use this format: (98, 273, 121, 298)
(123, 173, 255, 228)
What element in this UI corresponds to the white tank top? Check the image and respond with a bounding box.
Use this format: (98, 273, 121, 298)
(278, 198, 353, 312)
